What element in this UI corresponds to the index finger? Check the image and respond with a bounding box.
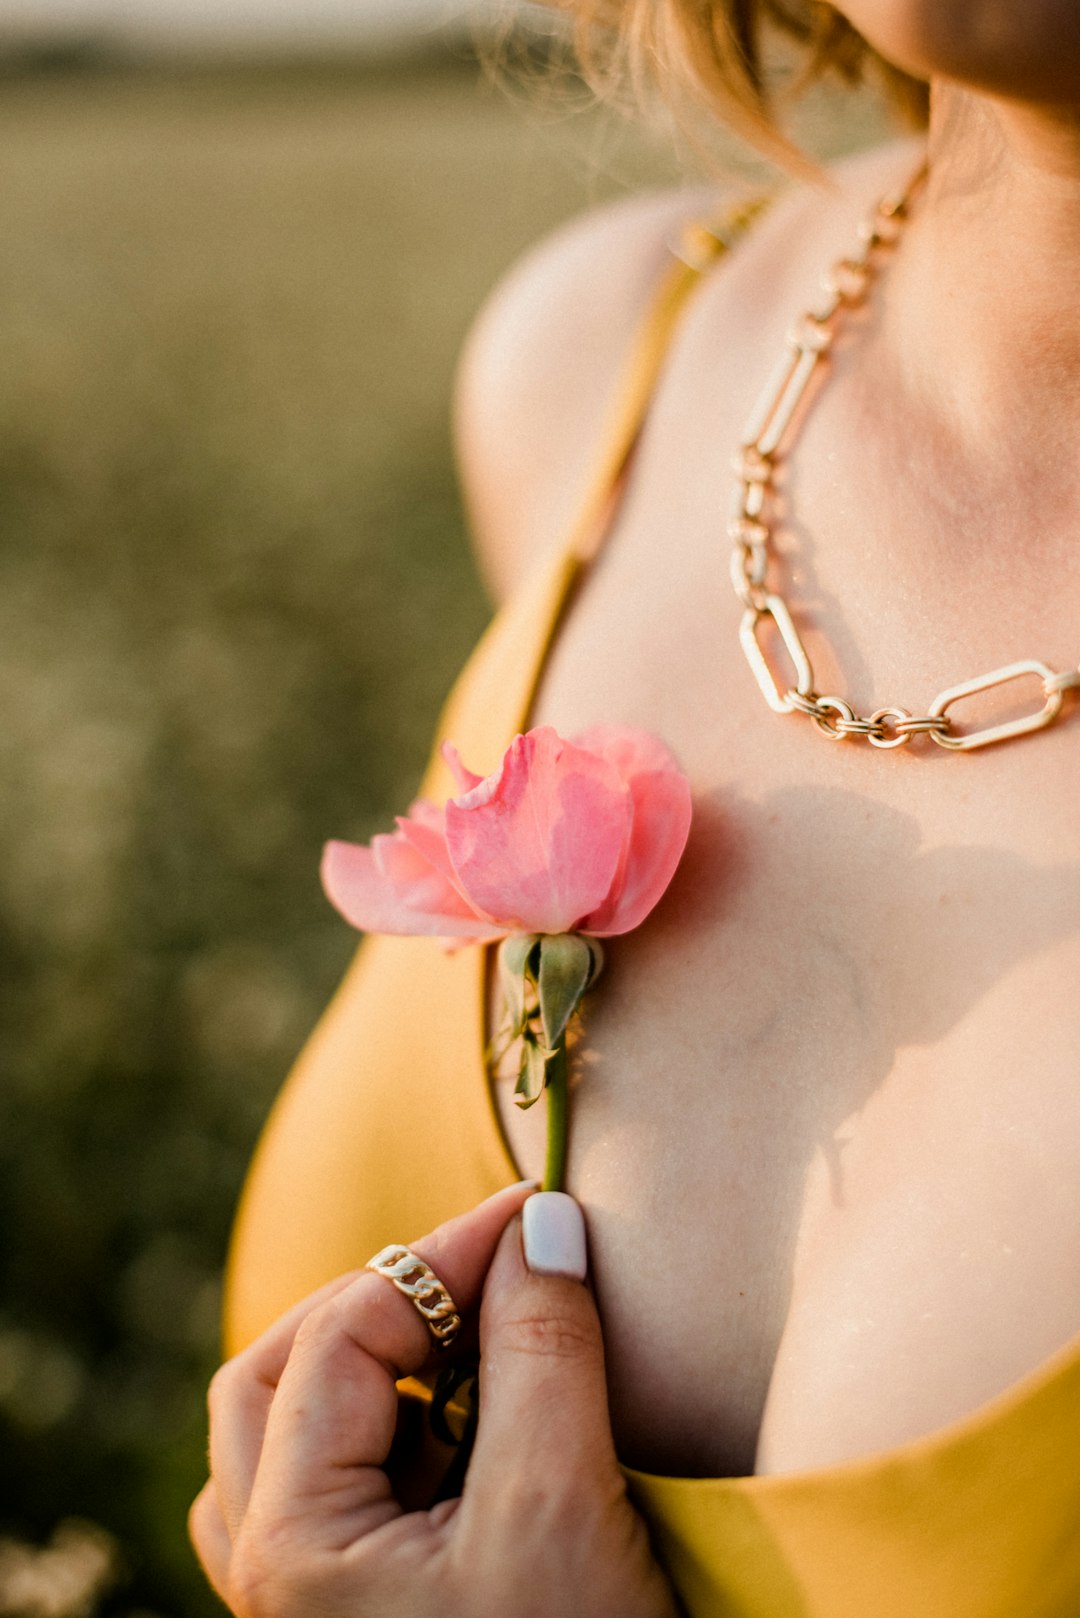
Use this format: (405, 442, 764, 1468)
(244, 1180, 535, 1548)
(209, 1267, 364, 1537)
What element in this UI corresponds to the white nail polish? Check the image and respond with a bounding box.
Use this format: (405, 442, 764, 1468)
(522, 1192, 588, 1281)
(486, 1179, 539, 1204)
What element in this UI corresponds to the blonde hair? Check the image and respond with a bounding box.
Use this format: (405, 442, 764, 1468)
(549, 0, 928, 169)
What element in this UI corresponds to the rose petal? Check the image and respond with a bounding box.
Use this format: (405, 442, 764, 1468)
(404, 797, 447, 831)
(440, 740, 484, 794)
(445, 727, 632, 935)
(321, 840, 503, 940)
(372, 830, 481, 921)
(574, 726, 692, 935)
(572, 725, 687, 787)
(393, 807, 495, 918)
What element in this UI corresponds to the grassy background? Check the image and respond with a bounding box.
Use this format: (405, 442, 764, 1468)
(0, 48, 888, 1618)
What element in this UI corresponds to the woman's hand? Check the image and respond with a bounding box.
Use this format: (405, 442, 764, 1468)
(190, 1183, 678, 1618)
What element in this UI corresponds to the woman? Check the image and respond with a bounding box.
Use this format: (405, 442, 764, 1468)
(189, 2, 1080, 1613)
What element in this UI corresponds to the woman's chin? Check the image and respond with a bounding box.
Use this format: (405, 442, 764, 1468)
(834, 0, 1080, 104)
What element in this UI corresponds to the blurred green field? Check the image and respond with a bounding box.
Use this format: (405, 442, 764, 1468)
(0, 50, 888, 1618)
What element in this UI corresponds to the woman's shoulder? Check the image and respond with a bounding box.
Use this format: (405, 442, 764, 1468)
(453, 185, 718, 599)
(454, 138, 923, 601)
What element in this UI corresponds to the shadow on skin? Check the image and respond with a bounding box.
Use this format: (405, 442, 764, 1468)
(572, 782, 1080, 1477)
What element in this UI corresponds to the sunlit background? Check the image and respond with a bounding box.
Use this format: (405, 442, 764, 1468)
(0, 6, 890, 1616)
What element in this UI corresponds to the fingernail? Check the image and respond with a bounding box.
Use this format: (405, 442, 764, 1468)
(522, 1192, 588, 1281)
(490, 1178, 540, 1198)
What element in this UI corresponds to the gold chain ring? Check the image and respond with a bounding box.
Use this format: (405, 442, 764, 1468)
(365, 1244, 462, 1349)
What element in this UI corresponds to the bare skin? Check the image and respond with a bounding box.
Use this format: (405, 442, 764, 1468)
(193, 18, 1080, 1616)
(190, 1187, 678, 1618)
(458, 89, 1080, 1478)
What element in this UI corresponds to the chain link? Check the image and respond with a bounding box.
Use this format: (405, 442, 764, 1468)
(782, 690, 949, 747)
(729, 164, 1080, 754)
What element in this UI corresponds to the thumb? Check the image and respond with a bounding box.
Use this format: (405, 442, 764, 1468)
(465, 1193, 620, 1502)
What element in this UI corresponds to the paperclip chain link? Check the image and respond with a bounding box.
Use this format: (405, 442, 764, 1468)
(729, 166, 1080, 753)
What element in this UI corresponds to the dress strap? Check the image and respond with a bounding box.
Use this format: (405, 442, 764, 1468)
(422, 191, 773, 798)
(565, 192, 772, 567)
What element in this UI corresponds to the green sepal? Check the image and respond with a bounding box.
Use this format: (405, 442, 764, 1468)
(497, 932, 541, 1035)
(514, 1035, 549, 1110)
(584, 937, 605, 988)
(537, 933, 594, 1052)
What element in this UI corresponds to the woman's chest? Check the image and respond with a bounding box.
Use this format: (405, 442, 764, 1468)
(491, 570, 1080, 1479)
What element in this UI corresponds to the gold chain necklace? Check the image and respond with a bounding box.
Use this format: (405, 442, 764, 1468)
(729, 163, 1080, 752)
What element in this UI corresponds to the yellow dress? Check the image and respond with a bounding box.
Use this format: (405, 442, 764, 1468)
(223, 209, 1080, 1618)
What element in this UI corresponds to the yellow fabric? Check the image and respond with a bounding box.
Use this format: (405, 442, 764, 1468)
(223, 206, 1080, 1617)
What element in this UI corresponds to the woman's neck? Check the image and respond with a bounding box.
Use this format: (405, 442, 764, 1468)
(884, 83, 1080, 467)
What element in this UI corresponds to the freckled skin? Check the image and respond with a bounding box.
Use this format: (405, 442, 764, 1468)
(195, 24, 1080, 1618)
(467, 7, 1080, 1467)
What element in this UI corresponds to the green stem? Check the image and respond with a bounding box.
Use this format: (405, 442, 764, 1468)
(542, 1034, 569, 1193)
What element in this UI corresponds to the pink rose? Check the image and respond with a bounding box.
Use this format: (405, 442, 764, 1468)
(321, 724, 692, 947)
